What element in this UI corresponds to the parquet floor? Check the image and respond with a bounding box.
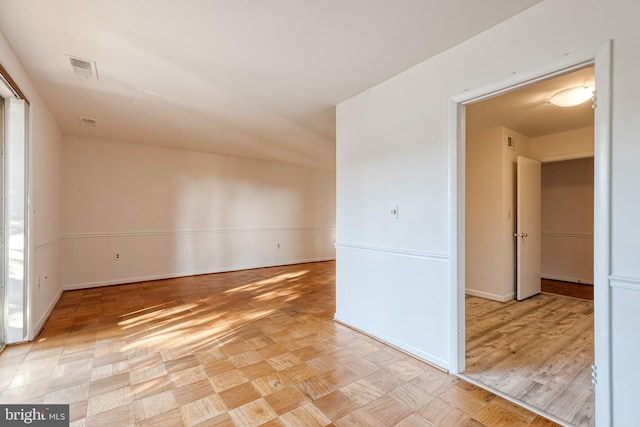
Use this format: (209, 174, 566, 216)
(465, 293, 594, 427)
(0, 261, 558, 426)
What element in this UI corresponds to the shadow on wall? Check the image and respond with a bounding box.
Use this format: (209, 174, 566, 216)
(61, 136, 335, 288)
(168, 152, 335, 276)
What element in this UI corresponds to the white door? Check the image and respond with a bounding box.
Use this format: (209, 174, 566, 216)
(516, 156, 541, 300)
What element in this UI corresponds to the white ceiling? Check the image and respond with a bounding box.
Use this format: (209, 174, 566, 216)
(466, 66, 595, 138)
(0, 0, 542, 169)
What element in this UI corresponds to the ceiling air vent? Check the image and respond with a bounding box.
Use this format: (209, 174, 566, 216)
(79, 117, 97, 126)
(67, 55, 98, 79)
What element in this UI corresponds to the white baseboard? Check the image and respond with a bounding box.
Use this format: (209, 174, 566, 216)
(63, 257, 335, 291)
(31, 288, 64, 340)
(333, 314, 449, 371)
(465, 288, 514, 302)
(541, 275, 593, 285)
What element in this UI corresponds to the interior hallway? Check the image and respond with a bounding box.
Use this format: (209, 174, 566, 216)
(0, 261, 558, 426)
(465, 292, 594, 427)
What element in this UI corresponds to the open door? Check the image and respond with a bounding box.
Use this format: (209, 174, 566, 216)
(516, 156, 541, 300)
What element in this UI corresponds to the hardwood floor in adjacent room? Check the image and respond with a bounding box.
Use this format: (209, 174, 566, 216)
(465, 293, 594, 427)
(0, 261, 558, 426)
(541, 279, 594, 301)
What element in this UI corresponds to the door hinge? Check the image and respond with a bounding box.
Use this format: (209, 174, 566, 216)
(591, 363, 597, 384)
(591, 90, 598, 109)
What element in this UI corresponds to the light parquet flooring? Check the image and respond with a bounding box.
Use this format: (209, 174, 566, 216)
(465, 294, 594, 427)
(0, 261, 558, 426)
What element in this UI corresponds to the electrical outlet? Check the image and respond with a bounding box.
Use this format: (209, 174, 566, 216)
(37, 276, 41, 289)
(114, 252, 121, 261)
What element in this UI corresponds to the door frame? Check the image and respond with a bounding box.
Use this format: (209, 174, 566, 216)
(1, 65, 30, 345)
(448, 40, 612, 425)
(0, 98, 4, 352)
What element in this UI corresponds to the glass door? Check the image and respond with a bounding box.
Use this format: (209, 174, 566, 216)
(0, 98, 5, 352)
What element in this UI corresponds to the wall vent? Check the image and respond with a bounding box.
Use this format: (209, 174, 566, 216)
(67, 55, 98, 79)
(79, 117, 97, 126)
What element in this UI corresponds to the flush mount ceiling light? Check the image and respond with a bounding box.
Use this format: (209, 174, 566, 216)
(548, 86, 594, 107)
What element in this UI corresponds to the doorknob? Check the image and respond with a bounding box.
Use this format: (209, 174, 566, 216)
(513, 233, 528, 237)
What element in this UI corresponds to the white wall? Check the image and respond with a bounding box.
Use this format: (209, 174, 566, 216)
(336, 69, 450, 366)
(0, 29, 64, 340)
(31, 100, 64, 339)
(465, 127, 504, 300)
(541, 158, 594, 284)
(465, 127, 530, 301)
(62, 136, 335, 288)
(533, 127, 594, 284)
(336, 0, 640, 423)
(530, 126, 594, 161)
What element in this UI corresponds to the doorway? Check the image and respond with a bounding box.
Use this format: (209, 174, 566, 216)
(448, 42, 612, 427)
(464, 68, 595, 426)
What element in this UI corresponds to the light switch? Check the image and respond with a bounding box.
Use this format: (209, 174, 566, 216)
(390, 205, 399, 219)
